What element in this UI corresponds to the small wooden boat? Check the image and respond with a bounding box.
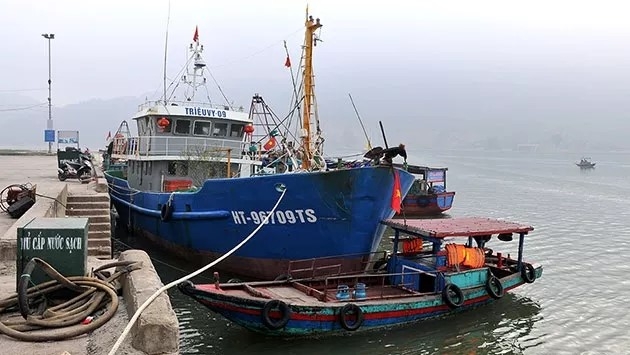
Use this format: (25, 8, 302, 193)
(178, 217, 543, 337)
(395, 165, 455, 217)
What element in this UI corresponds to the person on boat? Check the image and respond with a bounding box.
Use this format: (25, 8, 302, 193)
(419, 179, 429, 194)
(363, 143, 407, 165)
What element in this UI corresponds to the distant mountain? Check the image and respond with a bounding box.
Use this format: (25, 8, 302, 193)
(1, 90, 628, 154)
(0, 93, 140, 150)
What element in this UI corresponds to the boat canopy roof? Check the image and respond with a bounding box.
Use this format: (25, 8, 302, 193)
(392, 163, 447, 175)
(382, 217, 533, 238)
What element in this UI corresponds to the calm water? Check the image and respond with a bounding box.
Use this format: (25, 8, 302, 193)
(114, 149, 630, 355)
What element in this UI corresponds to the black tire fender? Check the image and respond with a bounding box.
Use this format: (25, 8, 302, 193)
(442, 283, 465, 308)
(372, 259, 388, 272)
(521, 263, 536, 283)
(339, 303, 364, 331)
(486, 275, 504, 299)
(274, 274, 292, 281)
(160, 202, 173, 222)
(261, 300, 291, 330)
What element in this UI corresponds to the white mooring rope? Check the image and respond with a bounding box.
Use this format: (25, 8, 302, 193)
(108, 187, 287, 355)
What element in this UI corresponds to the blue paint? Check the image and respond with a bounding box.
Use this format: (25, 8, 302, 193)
(109, 193, 230, 220)
(335, 285, 351, 300)
(44, 130, 55, 142)
(436, 193, 455, 209)
(353, 283, 367, 299)
(106, 166, 415, 276)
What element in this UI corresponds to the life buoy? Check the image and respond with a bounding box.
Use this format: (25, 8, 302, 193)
(486, 275, 504, 299)
(261, 300, 291, 330)
(521, 263, 536, 283)
(160, 202, 173, 222)
(339, 303, 364, 331)
(442, 283, 464, 308)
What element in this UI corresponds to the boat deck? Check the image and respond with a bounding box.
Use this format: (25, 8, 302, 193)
(382, 217, 534, 238)
(199, 279, 424, 304)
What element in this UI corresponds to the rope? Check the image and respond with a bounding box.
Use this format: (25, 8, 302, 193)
(108, 186, 287, 355)
(111, 236, 215, 282)
(107, 183, 142, 197)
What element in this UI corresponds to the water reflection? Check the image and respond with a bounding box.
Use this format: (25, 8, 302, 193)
(175, 293, 542, 355)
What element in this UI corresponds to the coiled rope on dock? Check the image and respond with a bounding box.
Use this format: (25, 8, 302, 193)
(0, 258, 140, 342)
(107, 186, 287, 355)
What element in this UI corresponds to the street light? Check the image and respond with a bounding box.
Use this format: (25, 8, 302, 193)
(42, 33, 55, 154)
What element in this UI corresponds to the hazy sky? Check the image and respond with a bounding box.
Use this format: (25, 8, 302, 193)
(2, 0, 630, 150)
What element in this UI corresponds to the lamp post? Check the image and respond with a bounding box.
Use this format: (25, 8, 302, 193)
(42, 33, 55, 154)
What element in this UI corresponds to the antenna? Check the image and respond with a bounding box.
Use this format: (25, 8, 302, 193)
(162, 0, 171, 102)
(348, 93, 372, 150)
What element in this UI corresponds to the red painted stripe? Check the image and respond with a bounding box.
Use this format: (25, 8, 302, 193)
(197, 288, 524, 322)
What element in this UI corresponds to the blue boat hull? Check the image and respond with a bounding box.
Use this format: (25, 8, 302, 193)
(180, 265, 543, 336)
(106, 166, 415, 279)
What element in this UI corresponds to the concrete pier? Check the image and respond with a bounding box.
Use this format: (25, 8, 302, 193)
(0, 154, 179, 355)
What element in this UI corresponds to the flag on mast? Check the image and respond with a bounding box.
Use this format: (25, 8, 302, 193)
(193, 26, 199, 42)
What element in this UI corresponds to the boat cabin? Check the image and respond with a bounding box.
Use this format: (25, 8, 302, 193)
(111, 101, 258, 192)
(381, 217, 533, 294)
(394, 164, 448, 195)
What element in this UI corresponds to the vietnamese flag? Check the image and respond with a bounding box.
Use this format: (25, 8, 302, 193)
(263, 136, 277, 151)
(193, 26, 199, 42)
(284, 55, 291, 68)
(391, 169, 402, 213)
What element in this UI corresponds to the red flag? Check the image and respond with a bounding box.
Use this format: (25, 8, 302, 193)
(106, 131, 111, 141)
(284, 55, 291, 68)
(263, 136, 277, 151)
(391, 169, 402, 213)
(193, 26, 199, 42)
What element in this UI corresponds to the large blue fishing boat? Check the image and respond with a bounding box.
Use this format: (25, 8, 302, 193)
(105, 13, 415, 279)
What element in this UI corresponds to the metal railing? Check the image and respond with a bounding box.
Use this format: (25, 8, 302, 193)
(113, 136, 246, 158)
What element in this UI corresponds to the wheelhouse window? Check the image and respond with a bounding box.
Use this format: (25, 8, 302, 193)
(193, 121, 211, 136)
(174, 119, 191, 134)
(212, 122, 228, 137)
(229, 124, 245, 138)
(156, 117, 172, 133)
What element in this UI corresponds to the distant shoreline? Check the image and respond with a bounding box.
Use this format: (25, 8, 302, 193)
(0, 149, 55, 156)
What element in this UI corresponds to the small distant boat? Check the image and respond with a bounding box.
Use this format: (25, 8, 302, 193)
(395, 165, 455, 217)
(178, 217, 543, 337)
(576, 157, 596, 169)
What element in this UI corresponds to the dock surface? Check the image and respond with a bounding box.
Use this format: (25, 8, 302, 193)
(0, 154, 178, 355)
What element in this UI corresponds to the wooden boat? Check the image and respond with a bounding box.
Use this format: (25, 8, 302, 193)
(395, 164, 455, 217)
(178, 217, 543, 336)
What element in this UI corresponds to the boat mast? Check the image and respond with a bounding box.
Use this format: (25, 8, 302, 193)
(182, 27, 207, 102)
(300, 10, 322, 170)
